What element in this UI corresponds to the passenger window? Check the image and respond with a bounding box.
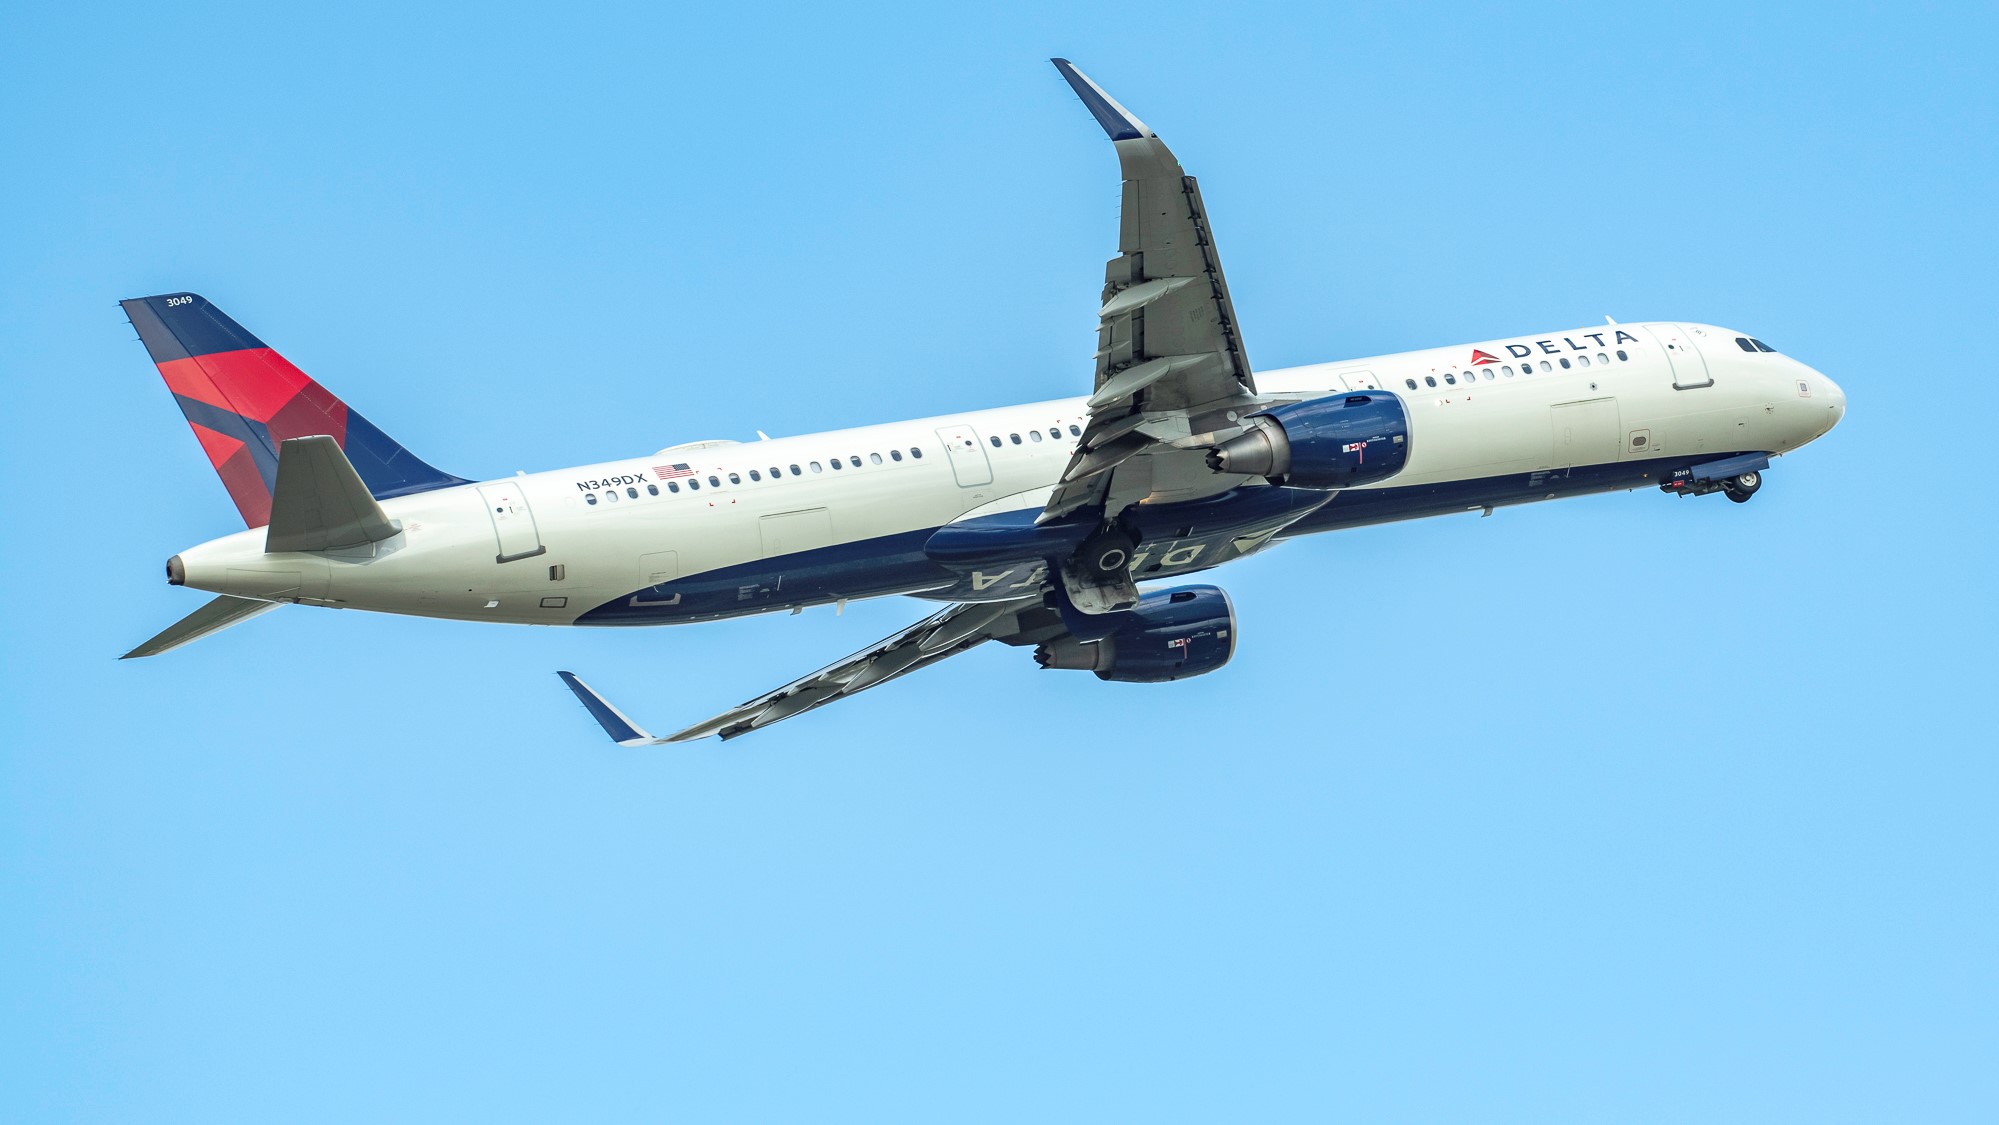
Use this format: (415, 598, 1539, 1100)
(1615, 350, 1628, 361)
(585, 493, 598, 505)
(1577, 355, 1591, 367)
(849, 456, 861, 468)
(1010, 433, 1022, 444)
(626, 486, 638, 498)
(1424, 375, 1436, 387)
(990, 435, 1002, 447)
(1405, 378, 1418, 390)
(829, 459, 842, 471)
(870, 453, 882, 464)
(1030, 429, 1043, 441)
(1484, 369, 1495, 380)
(910, 448, 923, 458)
(1540, 360, 1553, 372)
(1049, 428, 1061, 440)
(810, 461, 822, 473)
(606, 490, 618, 502)
(1598, 352, 1609, 364)
(1068, 424, 1081, 436)
(1502, 365, 1514, 376)
(728, 472, 741, 484)
(646, 484, 658, 495)
(687, 480, 699, 491)
(668, 481, 680, 493)
(749, 470, 761, 481)
(1559, 358, 1571, 369)
(708, 475, 720, 487)
(1444, 373, 1457, 385)
(1736, 336, 1757, 352)
(890, 450, 902, 462)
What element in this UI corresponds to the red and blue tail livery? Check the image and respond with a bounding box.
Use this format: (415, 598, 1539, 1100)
(120, 292, 467, 528)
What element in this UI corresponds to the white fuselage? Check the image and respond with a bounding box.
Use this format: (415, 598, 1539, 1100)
(170, 322, 1844, 625)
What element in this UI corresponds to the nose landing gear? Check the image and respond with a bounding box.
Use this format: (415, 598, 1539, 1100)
(1723, 470, 1762, 503)
(1661, 469, 1766, 502)
(1660, 455, 1772, 503)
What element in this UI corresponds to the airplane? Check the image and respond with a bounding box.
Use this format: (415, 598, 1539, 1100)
(121, 59, 1846, 743)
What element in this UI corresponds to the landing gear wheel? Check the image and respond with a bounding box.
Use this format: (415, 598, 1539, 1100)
(1724, 471, 1762, 504)
(1078, 525, 1137, 577)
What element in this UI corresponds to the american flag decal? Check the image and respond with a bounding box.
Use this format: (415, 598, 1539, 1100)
(652, 463, 694, 479)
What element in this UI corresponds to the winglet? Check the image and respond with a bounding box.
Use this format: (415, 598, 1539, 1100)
(557, 671, 667, 746)
(1051, 59, 1154, 141)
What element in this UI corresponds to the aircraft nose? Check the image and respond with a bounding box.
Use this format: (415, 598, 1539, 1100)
(1819, 371, 1846, 429)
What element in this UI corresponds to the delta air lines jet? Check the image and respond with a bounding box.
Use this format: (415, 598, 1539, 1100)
(123, 60, 1845, 742)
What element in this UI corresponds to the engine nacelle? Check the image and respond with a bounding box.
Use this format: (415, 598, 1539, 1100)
(1034, 585, 1236, 683)
(1206, 392, 1409, 489)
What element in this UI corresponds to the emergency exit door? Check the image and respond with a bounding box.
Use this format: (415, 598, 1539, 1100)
(934, 425, 994, 487)
(475, 482, 545, 563)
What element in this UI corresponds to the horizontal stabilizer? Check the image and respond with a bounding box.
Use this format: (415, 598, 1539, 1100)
(266, 436, 398, 553)
(122, 594, 280, 658)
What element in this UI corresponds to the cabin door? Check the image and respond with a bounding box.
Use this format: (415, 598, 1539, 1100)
(1645, 324, 1713, 390)
(475, 482, 545, 563)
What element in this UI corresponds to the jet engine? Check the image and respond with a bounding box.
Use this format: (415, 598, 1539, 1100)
(1034, 585, 1235, 683)
(1206, 392, 1409, 489)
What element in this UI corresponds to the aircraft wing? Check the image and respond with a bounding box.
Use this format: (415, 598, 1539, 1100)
(1042, 59, 1263, 526)
(558, 596, 1061, 744)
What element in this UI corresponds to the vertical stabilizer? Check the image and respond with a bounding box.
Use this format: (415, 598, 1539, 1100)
(121, 293, 469, 527)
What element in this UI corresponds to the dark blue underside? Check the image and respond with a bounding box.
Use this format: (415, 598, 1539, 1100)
(576, 453, 1757, 627)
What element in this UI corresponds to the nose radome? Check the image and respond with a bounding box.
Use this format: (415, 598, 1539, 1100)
(1820, 371, 1847, 428)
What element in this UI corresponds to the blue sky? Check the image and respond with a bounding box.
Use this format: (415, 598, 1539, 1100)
(3, 2, 1995, 1120)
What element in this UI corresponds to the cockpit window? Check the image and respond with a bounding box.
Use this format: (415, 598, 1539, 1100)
(1751, 338, 1776, 353)
(1736, 337, 1757, 352)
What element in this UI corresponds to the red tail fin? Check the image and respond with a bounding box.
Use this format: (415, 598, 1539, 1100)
(122, 293, 467, 527)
